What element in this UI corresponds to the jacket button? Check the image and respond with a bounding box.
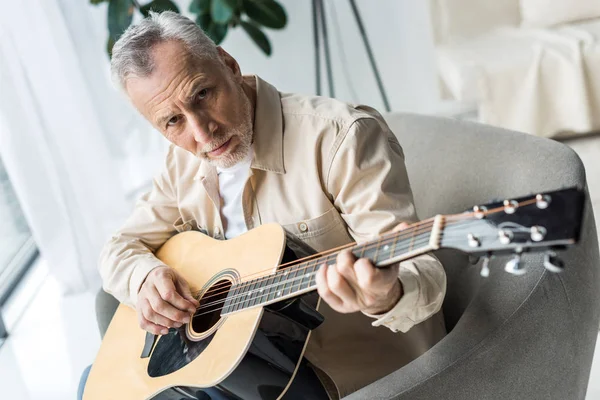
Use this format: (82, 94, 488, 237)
(298, 222, 308, 232)
(183, 223, 192, 231)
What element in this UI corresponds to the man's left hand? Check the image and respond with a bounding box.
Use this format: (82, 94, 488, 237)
(315, 223, 409, 315)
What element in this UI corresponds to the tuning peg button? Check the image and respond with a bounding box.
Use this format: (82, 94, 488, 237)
(530, 226, 547, 242)
(480, 256, 491, 278)
(536, 194, 551, 209)
(504, 200, 518, 214)
(473, 205, 487, 219)
(505, 254, 526, 275)
(544, 251, 565, 273)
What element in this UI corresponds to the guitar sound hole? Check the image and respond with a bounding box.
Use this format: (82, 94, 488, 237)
(191, 279, 231, 334)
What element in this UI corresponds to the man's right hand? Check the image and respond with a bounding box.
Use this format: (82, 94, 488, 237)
(136, 266, 200, 335)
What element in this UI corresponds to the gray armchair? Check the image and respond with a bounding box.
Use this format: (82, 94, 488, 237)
(96, 113, 600, 399)
(345, 113, 600, 399)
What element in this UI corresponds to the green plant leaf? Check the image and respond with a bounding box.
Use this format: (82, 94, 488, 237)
(90, 0, 109, 5)
(106, 35, 116, 58)
(189, 0, 211, 14)
(108, 0, 134, 39)
(242, 0, 286, 29)
(211, 0, 235, 24)
(196, 14, 229, 44)
(240, 20, 271, 55)
(140, 0, 180, 17)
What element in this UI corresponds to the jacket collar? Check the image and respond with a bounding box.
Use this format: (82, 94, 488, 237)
(194, 75, 285, 181)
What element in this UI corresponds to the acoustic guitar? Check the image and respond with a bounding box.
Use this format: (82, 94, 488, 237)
(84, 187, 585, 400)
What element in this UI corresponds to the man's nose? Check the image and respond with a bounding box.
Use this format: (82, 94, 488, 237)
(189, 115, 216, 144)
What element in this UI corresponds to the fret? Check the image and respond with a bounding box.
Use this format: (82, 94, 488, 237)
(240, 281, 252, 310)
(359, 243, 366, 258)
(258, 274, 274, 305)
(266, 273, 283, 302)
(391, 233, 399, 260)
(305, 260, 320, 289)
(272, 271, 286, 300)
(223, 284, 236, 314)
(289, 263, 305, 293)
(381, 241, 392, 262)
(231, 284, 244, 313)
(362, 246, 377, 263)
(299, 261, 315, 291)
(409, 227, 417, 253)
(373, 238, 381, 264)
(281, 267, 295, 297)
(246, 279, 259, 308)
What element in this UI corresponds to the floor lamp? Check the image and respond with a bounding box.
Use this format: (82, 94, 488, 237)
(311, 0, 391, 112)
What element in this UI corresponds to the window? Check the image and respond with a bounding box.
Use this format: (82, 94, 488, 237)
(0, 157, 37, 341)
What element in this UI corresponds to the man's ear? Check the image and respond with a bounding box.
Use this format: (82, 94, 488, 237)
(217, 46, 242, 81)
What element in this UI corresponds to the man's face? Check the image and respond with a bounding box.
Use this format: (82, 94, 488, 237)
(126, 40, 253, 169)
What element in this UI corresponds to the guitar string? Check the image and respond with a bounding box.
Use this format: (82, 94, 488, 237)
(189, 197, 526, 301)
(189, 217, 437, 298)
(193, 229, 510, 316)
(190, 219, 437, 301)
(191, 216, 487, 304)
(193, 199, 542, 314)
(189, 203, 510, 301)
(193, 233, 435, 314)
(190, 232, 514, 319)
(188, 198, 538, 313)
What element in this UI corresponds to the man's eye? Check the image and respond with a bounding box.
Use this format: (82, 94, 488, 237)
(197, 88, 208, 100)
(166, 116, 180, 127)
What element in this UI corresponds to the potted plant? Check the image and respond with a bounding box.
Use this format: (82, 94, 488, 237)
(90, 0, 287, 57)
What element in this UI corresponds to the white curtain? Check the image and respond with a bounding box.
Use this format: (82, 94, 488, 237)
(0, 0, 168, 294)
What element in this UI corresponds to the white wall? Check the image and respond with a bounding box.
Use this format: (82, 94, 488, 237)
(178, 0, 444, 114)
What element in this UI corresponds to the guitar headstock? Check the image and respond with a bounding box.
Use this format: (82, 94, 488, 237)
(441, 187, 585, 276)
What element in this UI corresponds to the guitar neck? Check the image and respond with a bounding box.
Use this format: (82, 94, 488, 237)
(221, 216, 444, 315)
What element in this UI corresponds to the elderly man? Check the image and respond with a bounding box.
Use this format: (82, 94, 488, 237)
(90, 11, 446, 400)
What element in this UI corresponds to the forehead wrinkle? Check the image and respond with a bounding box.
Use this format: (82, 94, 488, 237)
(148, 67, 195, 126)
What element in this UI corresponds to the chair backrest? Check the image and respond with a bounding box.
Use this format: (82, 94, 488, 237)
(428, 0, 521, 45)
(373, 112, 600, 399)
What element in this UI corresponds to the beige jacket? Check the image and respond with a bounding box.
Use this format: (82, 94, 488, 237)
(99, 76, 447, 398)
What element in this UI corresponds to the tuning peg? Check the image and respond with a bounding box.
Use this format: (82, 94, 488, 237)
(505, 254, 526, 275)
(544, 251, 565, 273)
(480, 255, 491, 278)
(536, 194, 551, 209)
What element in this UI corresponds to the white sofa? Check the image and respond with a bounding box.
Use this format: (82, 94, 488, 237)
(429, 0, 600, 138)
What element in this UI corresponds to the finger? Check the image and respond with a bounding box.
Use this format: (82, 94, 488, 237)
(155, 274, 197, 314)
(355, 259, 399, 291)
(147, 286, 190, 325)
(315, 264, 345, 311)
(140, 297, 181, 330)
(138, 312, 169, 335)
(175, 278, 199, 312)
(336, 251, 358, 285)
(337, 249, 356, 268)
(392, 222, 410, 232)
(327, 262, 359, 311)
(354, 258, 380, 290)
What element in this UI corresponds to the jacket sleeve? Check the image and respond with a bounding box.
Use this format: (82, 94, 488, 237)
(98, 145, 181, 308)
(326, 115, 446, 333)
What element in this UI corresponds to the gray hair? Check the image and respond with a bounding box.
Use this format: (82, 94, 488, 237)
(110, 11, 220, 89)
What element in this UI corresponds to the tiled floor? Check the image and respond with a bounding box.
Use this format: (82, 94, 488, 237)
(1, 134, 600, 399)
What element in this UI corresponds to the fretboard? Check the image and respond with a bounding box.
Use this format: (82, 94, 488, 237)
(221, 216, 443, 315)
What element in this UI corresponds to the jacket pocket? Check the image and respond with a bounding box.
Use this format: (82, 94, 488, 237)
(173, 216, 208, 235)
(283, 207, 353, 252)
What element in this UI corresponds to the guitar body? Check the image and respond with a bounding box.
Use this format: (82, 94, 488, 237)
(84, 224, 329, 400)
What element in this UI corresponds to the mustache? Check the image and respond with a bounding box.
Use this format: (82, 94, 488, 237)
(202, 136, 231, 153)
